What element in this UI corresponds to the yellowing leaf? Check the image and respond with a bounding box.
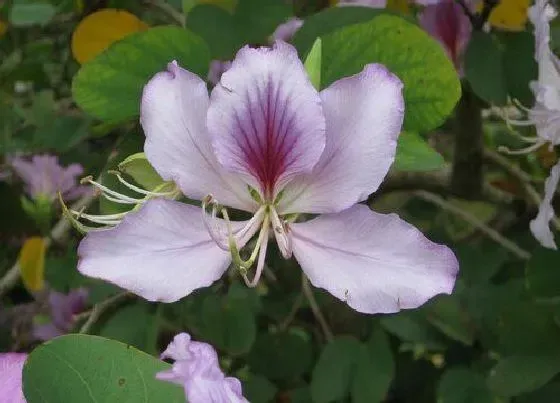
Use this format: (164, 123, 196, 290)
(480, 0, 530, 31)
(199, 0, 238, 13)
(386, 0, 410, 15)
(0, 20, 7, 38)
(71, 9, 149, 64)
(18, 237, 46, 292)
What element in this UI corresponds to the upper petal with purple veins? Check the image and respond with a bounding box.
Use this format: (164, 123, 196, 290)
(141, 61, 255, 212)
(278, 63, 404, 214)
(207, 41, 326, 201)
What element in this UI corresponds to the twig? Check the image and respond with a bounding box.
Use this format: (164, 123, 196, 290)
(279, 292, 304, 331)
(78, 292, 131, 334)
(301, 274, 334, 342)
(474, 0, 500, 30)
(484, 148, 560, 231)
(0, 193, 96, 299)
(455, 0, 476, 25)
(415, 190, 531, 260)
(145, 0, 185, 26)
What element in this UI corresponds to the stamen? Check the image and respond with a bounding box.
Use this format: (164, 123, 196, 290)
(270, 207, 292, 259)
(241, 223, 269, 288)
(201, 195, 230, 250)
(498, 140, 547, 155)
(82, 176, 144, 204)
(109, 170, 176, 197)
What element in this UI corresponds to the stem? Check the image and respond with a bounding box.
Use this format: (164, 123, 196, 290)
(415, 190, 531, 260)
(451, 84, 484, 199)
(78, 292, 131, 334)
(302, 274, 334, 342)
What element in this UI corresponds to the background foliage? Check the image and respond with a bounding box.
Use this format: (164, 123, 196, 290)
(1, 0, 559, 402)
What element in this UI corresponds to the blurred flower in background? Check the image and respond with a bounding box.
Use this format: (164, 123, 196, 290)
(33, 288, 89, 341)
(0, 353, 27, 403)
(157, 333, 248, 403)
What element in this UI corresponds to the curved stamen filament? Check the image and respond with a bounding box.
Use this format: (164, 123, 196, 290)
(81, 176, 144, 204)
(498, 140, 547, 155)
(222, 207, 270, 286)
(202, 195, 230, 250)
(108, 171, 176, 197)
(270, 207, 292, 259)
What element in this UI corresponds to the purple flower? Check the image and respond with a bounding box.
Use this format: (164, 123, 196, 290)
(270, 18, 304, 42)
(33, 288, 88, 341)
(207, 60, 233, 86)
(77, 41, 458, 314)
(419, 0, 472, 73)
(156, 333, 248, 403)
(0, 353, 27, 403)
(10, 154, 89, 202)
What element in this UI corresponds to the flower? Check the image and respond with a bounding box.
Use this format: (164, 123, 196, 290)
(0, 353, 27, 403)
(208, 60, 233, 86)
(77, 41, 458, 314)
(10, 154, 89, 202)
(156, 333, 248, 403)
(503, 0, 560, 248)
(33, 288, 88, 341)
(419, 0, 472, 73)
(270, 18, 304, 42)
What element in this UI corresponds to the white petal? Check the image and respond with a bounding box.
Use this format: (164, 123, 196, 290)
(530, 161, 560, 249)
(278, 64, 404, 214)
(78, 199, 254, 302)
(141, 61, 255, 211)
(290, 205, 458, 314)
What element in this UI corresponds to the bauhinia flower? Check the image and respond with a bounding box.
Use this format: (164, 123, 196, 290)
(156, 333, 248, 403)
(0, 353, 27, 403)
(10, 154, 89, 202)
(33, 288, 88, 341)
(419, 0, 472, 73)
(77, 41, 458, 314)
(503, 0, 560, 248)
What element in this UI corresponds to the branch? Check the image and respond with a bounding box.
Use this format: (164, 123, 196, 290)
(78, 292, 132, 334)
(415, 190, 531, 260)
(302, 274, 333, 342)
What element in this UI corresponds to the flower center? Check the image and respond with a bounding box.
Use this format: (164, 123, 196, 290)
(201, 193, 292, 287)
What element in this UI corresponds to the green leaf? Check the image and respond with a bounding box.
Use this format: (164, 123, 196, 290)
(311, 336, 362, 403)
(243, 374, 278, 403)
(304, 38, 322, 90)
(351, 328, 394, 403)
(247, 332, 313, 380)
(23, 334, 185, 403)
(424, 295, 475, 346)
(394, 131, 445, 172)
(380, 312, 447, 350)
(318, 15, 461, 132)
(72, 26, 210, 123)
(292, 6, 383, 56)
(526, 247, 560, 303)
(118, 152, 164, 190)
(488, 354, 560, 397)
(9, 2, 56, 27)
(98, 302, 159, 353)
(438, 367, 494, 403)
(464, 32, 507, 105)
(503, 32, 537, 106)
(197, 293, 256, 355)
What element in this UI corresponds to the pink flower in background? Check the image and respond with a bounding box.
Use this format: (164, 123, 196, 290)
(270, 17, 304, 42)
(419, 0, 472, 73)
(10, 155, 89, 202)
(78, 41, 458, 314)
(207, 60, 232, 86)
(0, 353, 27, 403)
(157, 333, 248, 403)
(33, 288, 88, 341)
